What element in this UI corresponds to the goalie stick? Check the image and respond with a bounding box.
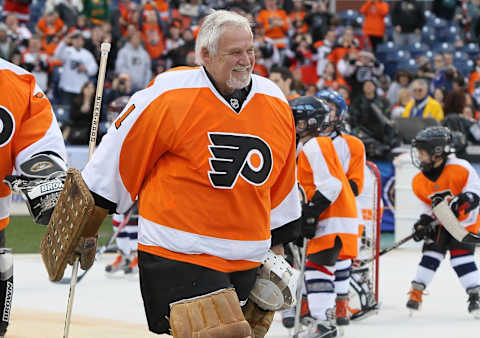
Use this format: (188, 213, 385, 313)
(55, 209, 133, 285)
(432, 197, 480, 244)
(63, 42, 111, 338)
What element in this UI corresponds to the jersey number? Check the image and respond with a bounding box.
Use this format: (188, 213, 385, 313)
(0, 106, 15, 148)
(115, 104, 135, 129)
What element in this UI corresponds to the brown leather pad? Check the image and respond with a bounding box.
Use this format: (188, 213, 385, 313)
(169, 288, 252, 338)
(40, 168, 95, 281)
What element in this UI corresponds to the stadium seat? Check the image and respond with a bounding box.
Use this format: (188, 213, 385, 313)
(397, 59, 418, 73)
(375, 41, 397, 63)
(454, 50, 468, 61)
(454, 59, 474, 77)
(463, 42, 480, 57)
(437, 26, 460, 43)
(408, 42, 429, 59)
(52, 104, 72, 131)
(433, 42, 454, 54)
(394, 117, 440, 144)
(338, 10, 361, 26)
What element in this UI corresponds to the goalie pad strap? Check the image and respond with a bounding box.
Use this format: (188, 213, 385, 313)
(169, 288, 252, 338)
(242, 300, 274, 338)
(40, 168, 95, 281)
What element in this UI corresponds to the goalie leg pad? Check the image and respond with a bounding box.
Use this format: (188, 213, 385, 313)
(242, 300, 275, 338)
(0, 249, 13, 336)
(169, 288, 252, 338)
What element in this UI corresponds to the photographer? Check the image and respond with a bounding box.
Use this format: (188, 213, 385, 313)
(103, 73, 133, 108)
(52, 29, 98, 106)
(338, 50, 384, 101)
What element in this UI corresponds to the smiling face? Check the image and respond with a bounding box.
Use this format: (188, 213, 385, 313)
(202, 24, 255, 95)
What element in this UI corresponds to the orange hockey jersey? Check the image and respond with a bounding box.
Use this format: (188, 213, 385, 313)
(412, 157, 480, 234)
(0, 58, 66, 230)
(82, 66, 301, 273)
(297, 136, 358, 259)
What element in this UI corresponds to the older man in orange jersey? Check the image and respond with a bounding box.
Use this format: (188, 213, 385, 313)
(62, 9, 301, 337)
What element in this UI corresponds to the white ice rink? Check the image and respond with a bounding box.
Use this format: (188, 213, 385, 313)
(10, 248, 480, 338)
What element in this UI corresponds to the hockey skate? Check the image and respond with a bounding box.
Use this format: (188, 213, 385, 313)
(105, 253, 130, 274)
(312, 320, 338, 338)
(335, 294, 350, 325)
(406, 281, 426, 315)
(467, 286, 480, 319)
(124, 253, 138, 274)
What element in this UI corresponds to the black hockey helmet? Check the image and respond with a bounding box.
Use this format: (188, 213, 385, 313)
(411, 126, 453, 171)
(289, 96, 331, 139)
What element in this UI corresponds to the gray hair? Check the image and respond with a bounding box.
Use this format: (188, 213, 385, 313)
(411, 78, 429, 90)
(194, 10, 252, 66)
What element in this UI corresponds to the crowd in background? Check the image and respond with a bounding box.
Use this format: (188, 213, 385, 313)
(2, 0, 480, 160)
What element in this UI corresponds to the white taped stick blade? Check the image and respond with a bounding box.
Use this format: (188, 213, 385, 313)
(432, 198, 469, 242)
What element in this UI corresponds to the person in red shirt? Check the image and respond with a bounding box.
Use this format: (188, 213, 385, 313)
(256, 0, 289, 49)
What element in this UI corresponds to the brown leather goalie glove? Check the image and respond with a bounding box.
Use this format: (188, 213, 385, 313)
(66, 236, 98, 270)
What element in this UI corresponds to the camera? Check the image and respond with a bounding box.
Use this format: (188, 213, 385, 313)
(119, 79, 126, 85)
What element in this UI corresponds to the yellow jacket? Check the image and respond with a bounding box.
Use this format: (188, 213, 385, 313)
(402, 96, 444, 121)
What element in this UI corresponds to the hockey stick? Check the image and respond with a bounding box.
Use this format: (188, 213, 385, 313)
(356, 233, 414, 265)
(56, 209, 133, 285)
(63, 42, 111, 338)
(292, 238, 308, 338)
(432, 197, 480, 244)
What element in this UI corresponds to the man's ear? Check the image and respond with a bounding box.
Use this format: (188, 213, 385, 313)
(201, 46, 210, 65)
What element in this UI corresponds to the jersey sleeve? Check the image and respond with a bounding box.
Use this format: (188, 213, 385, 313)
(345, 136, 366, 195)
(459, 161, 480, 228)
(270, 119, 301, 230)
(14, 75, 66, 168)
(298, 138, 342, 203)
(82, 86, 177, 213)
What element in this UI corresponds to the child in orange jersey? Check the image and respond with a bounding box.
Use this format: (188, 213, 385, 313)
(292, 96, 359, 337)
(316, 89, 366, 326)
(407, 126, 480, 318)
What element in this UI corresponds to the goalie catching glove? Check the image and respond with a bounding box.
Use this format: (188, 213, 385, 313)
(3, 154, 66, 225)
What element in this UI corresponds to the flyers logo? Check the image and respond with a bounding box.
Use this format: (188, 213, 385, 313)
(208, 132, 273, 189)
(429, 190, 452, 203)
(0, 106, 15, 148)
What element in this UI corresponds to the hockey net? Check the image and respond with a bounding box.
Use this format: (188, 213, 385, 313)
(348, 160, 382, 320)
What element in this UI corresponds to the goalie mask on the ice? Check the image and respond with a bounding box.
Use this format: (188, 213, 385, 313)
(249, 250, 300, 311)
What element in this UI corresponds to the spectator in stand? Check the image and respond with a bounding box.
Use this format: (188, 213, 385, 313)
(337, 85, 351, 105)
(387, 68, 414, 108)
(288, 0, 308, 36)
(110, 0, 138, 41)
(433, 65, 457, 94)
(163, 20, 185, 69)
(455, 0, 479, 42)
(82, 0, 110, 25)
(253, 21, 280, 71)
(103, 73, 133, 107)
(52, 30, 98, 106)
(417, 56, 435, 83)
(349, 79, 396, 159)
(168, 27, 195, 67)
(402, 79, 444, 122)
(49, 0, 83, 28)
(390, 0, 425, 47)
(69, 14, 92, 40)
(328, 26, 359, 67)
(444, 86, 467, 116)
(360, 0, 389, 52)
(315, 28, 337, 76)
(433, 87, 447, 109)
(469, 55, 480, 95)
(0, 23, 19, 61)
(115, 30, 152, 92)
(432, 0, 458, 22)
(21, 35, 50, 91)
(2, 0, 31, 24)
(138, 1, 165, 62)
(65, 80, 96, 145)
(256, 0, 289, 50)
(5, 13, 32, 52)
(391, 87, 413, 118)
(304, 0, 332, 44)
(269, 65, 300, 101)
(317, 61, 348, 91)
(84, 25, 117, 73)
(36, 10, 67, 56)
(338, 50, 384, 102)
